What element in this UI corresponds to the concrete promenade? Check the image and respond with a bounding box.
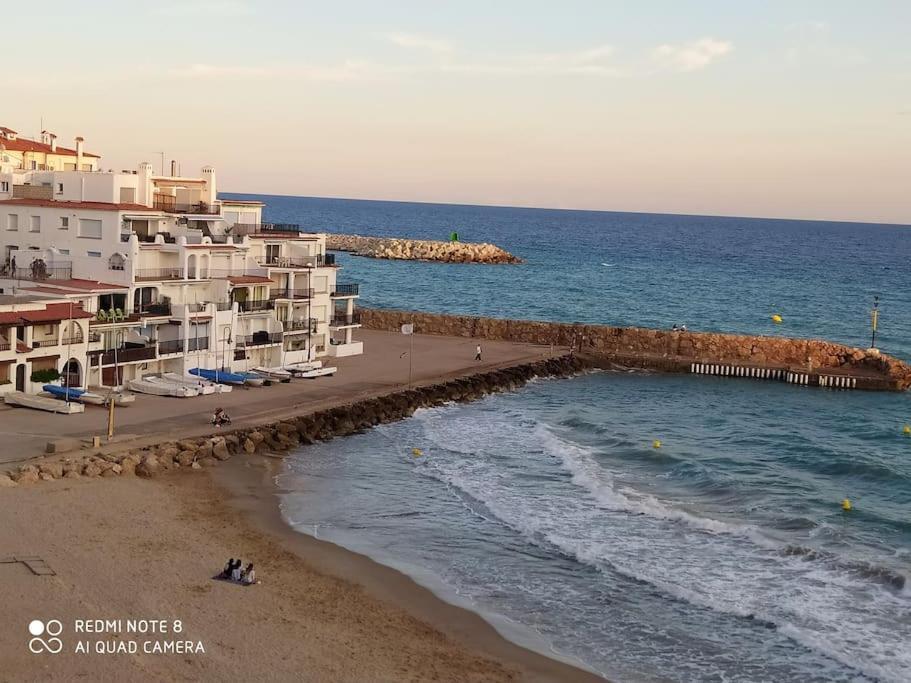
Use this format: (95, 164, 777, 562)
(0, 329, 560, 466)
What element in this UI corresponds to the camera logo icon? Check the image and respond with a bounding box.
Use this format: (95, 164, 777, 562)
(28, 619, 63, 654)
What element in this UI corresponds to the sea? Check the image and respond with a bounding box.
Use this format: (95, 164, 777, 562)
(229, 194, 911, 682)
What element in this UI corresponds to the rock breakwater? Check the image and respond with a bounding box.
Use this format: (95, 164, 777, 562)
(327, 234, 522, 264)
(359, 308, 911, 391)
(1, 355, 585, 487)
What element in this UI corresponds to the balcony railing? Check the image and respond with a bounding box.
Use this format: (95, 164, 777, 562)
(157, 339, 183, 355)
(240, 332, 283, 347)
(331, 283, 359, 297)
(89, 332, 102, 343)
(2, 262, 73, 281)
(215, 301, 234, 312)
(153, 199, 221, 215)
(100, 345, 156, 365)
(330, 312, 362, 327)
(0, 340, 11, 352)
(230, 223, 305, 238)
(134, 268, 184, 281)
(269, 288, 314, 300)
(235, 299, 274, 313)
(188, 336, 209, 352)
(282, 318, 319, 333)
(205, 267, 269, 279)
(59, 336, 84, 346)
(137, 302, 172, 316)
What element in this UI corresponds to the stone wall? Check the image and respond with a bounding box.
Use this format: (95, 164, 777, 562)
(326, 234, 522, 264)
(1, 355, 586, 486)
(360, 308, 911, 391)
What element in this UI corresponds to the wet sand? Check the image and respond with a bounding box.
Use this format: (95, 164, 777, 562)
(0, 455, 604, 682)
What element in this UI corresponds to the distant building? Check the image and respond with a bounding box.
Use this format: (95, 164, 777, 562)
(0, 127, 361, 395)
(0, 127, 101, 173)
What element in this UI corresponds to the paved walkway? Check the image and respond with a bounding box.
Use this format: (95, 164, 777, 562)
(0, 330, 561, 465)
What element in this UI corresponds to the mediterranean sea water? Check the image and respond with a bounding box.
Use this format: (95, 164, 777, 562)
(228, 194, 911, 682)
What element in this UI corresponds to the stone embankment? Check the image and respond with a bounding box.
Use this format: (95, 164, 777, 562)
(327, 234, 523, 264)
(0, 355, 585, 487)
(359, 309, 911, 391)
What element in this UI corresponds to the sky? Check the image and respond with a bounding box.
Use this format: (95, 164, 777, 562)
(2, 1, 909, 224)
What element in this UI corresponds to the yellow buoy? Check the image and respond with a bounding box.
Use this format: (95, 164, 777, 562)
(771, 314, 783, 324)
(841, 498, 852, 512)
(903, 424, 911, 435)
(652, 440, 662, 449)
(411, 448, 423, 458)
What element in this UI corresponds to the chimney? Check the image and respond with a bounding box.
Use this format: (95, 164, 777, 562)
(49, 133, 57, 152)
(170, 159, 177, 176)
(40, 130, 50, 145)
(75, 136, 84, 169)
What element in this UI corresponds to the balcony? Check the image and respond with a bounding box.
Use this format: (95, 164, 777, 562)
(331, 283, 359, 297)
(2, 262, 73, 281)
(137, 302, 172, 317)
(230, 223, 306, 238)
(59, 335, 85, 346)
(153, 199, 221, 215)
(330, 312, 362, 327)
(282, 318, 319, 334)
(135, 268, 184, 282)
(240, 332, 282, 347)
(0, 339, 11, 352)
(100, 345, 156, 365)
(89, 332, 102, 343)
(258, 254, 333, 269)
(188, 336, 209, 352)
(235, 299, 274, 313)
(269, 288, 314, 300)
(157, 339, 184, 355)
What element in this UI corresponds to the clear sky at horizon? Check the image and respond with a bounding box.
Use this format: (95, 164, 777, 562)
(3, 1, 909, 224)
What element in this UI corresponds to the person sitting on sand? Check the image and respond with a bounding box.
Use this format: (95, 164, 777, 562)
(241, 563, 256, 585)
(231, 559, 243, 582)
(221, 558, 235, 579)
(212, 408, 231, 427)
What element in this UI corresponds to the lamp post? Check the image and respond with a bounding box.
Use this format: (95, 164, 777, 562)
(870, 296, 879, 350)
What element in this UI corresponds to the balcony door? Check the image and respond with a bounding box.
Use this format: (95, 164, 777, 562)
(265, 244, 280, 265)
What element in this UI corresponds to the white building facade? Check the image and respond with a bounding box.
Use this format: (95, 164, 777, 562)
(0, 130, 361, 394)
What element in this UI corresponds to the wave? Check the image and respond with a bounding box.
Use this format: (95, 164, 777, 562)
(782, 545, 907, 591)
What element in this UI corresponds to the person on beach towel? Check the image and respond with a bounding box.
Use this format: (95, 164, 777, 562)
(221, 558, 235, 579)
(475, 344, 482, 361)
(241, 563, 256, 585)
(231, 560, 243, 582)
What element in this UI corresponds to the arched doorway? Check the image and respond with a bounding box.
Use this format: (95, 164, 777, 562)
(15, 364, 25, 392)
(62, 358, 82, 388)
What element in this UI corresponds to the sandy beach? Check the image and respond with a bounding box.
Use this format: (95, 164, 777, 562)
(0, 329, 601, 681)
(0, 454, 602, 682)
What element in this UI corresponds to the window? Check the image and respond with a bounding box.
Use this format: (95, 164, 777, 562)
(87, 251, 101, 258)
(59, 249, 70, 255)
(78, 218, 102, 239)
(56, 183, 64, 194)
(60, 217, 69, 229)
(6, 214, 17, 231)
(29, 216, 40, 232)
(0, 181, 8, 192)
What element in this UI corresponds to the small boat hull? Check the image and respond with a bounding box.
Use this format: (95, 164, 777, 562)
(252, 366, 292, 382)
(161, 373, 218, 395)
(189, 368, 247, 385)
(5, 391, 85, 413)
(297, 366, 337, 379)
(128, 379, 198, 398)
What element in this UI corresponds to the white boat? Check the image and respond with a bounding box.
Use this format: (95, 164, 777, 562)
(128, 378, 198, 398)
(112, 392, 136, 406)
(296, 366, 337, 379)
(285, 361, 324, 376)
(161, 372, 222, 395)
(145, 375, 209, 396)
(4, 391, 85, 414)
(78, 391, 107, 405)
(252, 366, 292, 382)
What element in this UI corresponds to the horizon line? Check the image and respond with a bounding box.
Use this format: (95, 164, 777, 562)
(220, 190, 911, 229)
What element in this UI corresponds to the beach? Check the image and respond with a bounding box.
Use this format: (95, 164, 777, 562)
(0, 457, 601, 681)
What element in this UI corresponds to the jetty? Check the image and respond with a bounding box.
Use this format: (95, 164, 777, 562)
(326, 234, 523, 264)
(359, 309, 911, 392)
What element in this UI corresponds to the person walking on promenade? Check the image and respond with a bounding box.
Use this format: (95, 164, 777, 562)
(475, 344, 482, 361)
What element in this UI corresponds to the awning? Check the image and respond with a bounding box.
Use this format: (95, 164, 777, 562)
(123, 214, 163, 221)
(183, 214, 225, 221)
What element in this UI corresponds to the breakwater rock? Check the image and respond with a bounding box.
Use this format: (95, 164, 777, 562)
(359, 308, 911, 391)
(326, 234, 523, 264)
(2, 355, 585, 486)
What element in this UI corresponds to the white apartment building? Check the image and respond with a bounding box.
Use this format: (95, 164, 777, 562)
(0, 127, 362, 395)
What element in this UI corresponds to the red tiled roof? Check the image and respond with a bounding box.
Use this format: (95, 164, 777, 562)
(226, 276, 273, 285)
(0, 303, 93, 325)
(28, 278, 126, 292)
(0, 136, 100, 158)
(0, 198, 157, 212)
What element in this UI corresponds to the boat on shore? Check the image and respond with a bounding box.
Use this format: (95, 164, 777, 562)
(160, 373, 219, 395)
(4, 391, 85, 413)
(189, 368, 247, 386)
(252, 366, 292, 382)
(285, 361, 324, 376)
(296, 366, 337, 379)
(128, 378, 198, 398)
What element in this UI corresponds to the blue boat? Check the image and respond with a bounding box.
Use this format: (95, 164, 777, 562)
(43, 384, 85, 401)
(189, 368, 247, 385)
